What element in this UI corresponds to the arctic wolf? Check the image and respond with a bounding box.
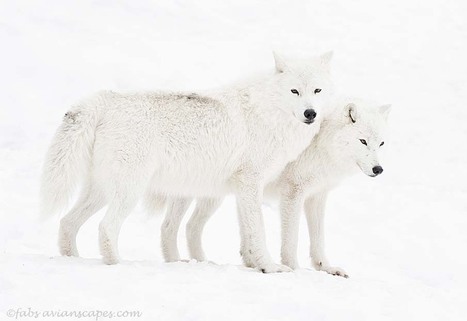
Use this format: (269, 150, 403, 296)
(159, 98, 390, 276)
(41, 52, 335, 273)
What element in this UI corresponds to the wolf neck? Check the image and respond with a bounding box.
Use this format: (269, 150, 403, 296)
(244, 74, 283, 110)
(299, 116, 354, 177)
(212, 71, 287, 116)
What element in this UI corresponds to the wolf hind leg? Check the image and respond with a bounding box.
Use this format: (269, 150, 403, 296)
(98, 191, 141, 265)
(99, 196, 138, 264)
(160, 197, 193, 262)
(98, 168, 152, 265)
(186, 197, 223, 262)
(59, 181, 106, 257)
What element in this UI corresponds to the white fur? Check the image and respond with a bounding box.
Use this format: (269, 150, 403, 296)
(41, 52, 335, 272)
(161, 98, 390, 276)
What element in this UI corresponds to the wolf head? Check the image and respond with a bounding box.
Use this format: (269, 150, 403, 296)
(271, 51, 334, 125)
(333, 101, 391, 177)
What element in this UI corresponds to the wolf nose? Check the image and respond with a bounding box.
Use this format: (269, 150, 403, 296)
(372, 166, 383, 175)
(304, 109, 317, 121)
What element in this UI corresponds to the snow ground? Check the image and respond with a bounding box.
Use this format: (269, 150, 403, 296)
(1, 1, 467, 320)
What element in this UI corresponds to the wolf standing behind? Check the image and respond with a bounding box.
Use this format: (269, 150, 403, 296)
(40, 51, 335, 272)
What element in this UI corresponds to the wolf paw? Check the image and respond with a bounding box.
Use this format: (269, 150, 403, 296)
(58, 234, 79, 257)
(58, 222, 79, 257)
(59, 244, 79, 257)
(259, 263, 293, 273)
(99, 237, 120, 265)
(317, 263, 348, 278)
(102, 255, 120, 265)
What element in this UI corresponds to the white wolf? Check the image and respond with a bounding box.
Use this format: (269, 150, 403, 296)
(159, 98, 390, 276)
(41, 52, 335, 273)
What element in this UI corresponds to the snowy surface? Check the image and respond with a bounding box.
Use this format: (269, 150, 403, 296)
(1, 1, 467, 320)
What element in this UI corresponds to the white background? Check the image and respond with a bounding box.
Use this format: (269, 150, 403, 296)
(1, 1, 466, 320)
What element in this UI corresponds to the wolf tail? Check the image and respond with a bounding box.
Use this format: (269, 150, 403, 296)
(40, 96, 102, 217)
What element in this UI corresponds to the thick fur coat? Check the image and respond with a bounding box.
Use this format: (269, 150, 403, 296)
(41, 52, 335, 272)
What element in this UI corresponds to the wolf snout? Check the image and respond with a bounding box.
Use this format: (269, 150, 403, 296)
(304, 109, 317, 124)
(372, 165, 383, 176)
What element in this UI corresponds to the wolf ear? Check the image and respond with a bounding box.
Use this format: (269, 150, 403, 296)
(346, 103, 358, 123)
(379, 104, 391, 120)
(320, 51, 334, 65)
(273, 51, 288, 73)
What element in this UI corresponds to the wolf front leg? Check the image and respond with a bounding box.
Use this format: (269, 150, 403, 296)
(280, 188, 305, 269)
(235, 178, 292, 273)
(304, 192, 348, 278)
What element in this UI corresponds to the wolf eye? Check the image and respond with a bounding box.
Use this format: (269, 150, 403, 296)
(314, 88, 322, 94)
(359, 139, 367, 145)
(380, 141, 385, 147)
(291, 89, 300, 95)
